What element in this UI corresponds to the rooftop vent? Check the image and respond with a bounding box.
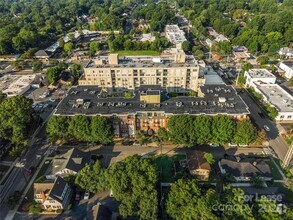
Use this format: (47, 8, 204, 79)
(219, 97, 226, 103)
(176, 102, 183, 107)
(76, 99, 84, 105)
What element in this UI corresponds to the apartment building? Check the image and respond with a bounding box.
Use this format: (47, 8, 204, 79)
(79, 52, 204, 93)
(54, 85, 250, 138)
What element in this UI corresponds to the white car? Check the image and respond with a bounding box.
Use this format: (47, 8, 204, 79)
(84, 191, 90, 200)
(109, 190, 114, 197)
(264, 125, 270, 132)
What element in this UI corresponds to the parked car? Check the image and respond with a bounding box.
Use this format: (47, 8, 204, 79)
(258, 112, 265, 118)
(27, 166, 35, 175)
(84, 191, 90, 200)
(264, 125, 270, 132)
(75, 192, 81, 201)
(133, 142, 140, 146)
(122, 141, 134, 146)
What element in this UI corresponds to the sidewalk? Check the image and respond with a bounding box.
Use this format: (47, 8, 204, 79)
(5, 156, 48, 220)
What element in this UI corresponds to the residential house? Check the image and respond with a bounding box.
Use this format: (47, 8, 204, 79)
(34, 176, 72, 211)
(278, 47, 293, 59)
(187, 151, 211, 181)
(219, 157, 273, 181)
(34, 50, 50, 60)
(45, 148, 91, 180)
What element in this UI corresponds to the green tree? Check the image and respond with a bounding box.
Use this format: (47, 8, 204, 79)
(257, 56, 269, 65)
(68, 33, 74, 41)
(124, 39, 134, 50)
(68, 115, 91, 141)
(211, 115, 235, 144)
(46, 66, 61, 84)
(64, 42, 74, 54)
(193, 115, 212, 144)
(182, 41, 190, 52)
(75, 161, 109, 193)
(237, 73, 246, 87)
(195, 49, 204, 59)
(157, 128, 169, 142)
(255, 196, 280, 220)
(166, 179, 217, 220)
(0, 96, 33, 146)
(91, 116, 113, 144)
(214, 41, 232, 55)
(89, 42, 100, 56)
(289, 77, 293, 87)
(46, 116, 69, 143)
(108, 155, 158, 219)
(139, 136, 149, 146)
(234, 120, 257, 145)
(242, 63, 253, 73)
(204, 153, 215, 165)
(71, 63, 82, 81)
(59, 38, 65, 48)
(32, 61, 42, 72)
(221, 187, 254, 220)
(167, 115, 196, 146)
(123, 92, 132, 98)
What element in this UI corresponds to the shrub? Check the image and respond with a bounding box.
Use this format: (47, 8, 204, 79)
(56, 209, 63, 214)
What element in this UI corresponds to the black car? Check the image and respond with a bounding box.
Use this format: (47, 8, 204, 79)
(258, 112, 265, 118)
(122, 141, 134, 146)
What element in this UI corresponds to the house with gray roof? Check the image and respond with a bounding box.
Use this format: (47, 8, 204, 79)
(219, 157, 273, 182)
(45, 148, 91, 180)
(34, 176, 72, 211)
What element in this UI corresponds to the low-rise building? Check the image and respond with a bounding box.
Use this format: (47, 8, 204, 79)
(0, 74, 35, 97)
(244, 69, 276, 87)
(187, 151, 211, 181)
(279, 61, 293, 79)
(252, 83, 293, 122)
(54, 85, 250, 137)
(219, 157, 273, 182)
(207, 27, 229, 43)
(45, 148, 91, 180)
(34, 50, 50, 60)
(165, 25, 187, 49)
(34, 176, 72, 211)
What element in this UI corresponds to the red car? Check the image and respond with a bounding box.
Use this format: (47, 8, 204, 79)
(27, 166, 35, 175)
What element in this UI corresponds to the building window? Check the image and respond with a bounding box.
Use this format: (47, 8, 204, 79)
(288, 115, 292, 119)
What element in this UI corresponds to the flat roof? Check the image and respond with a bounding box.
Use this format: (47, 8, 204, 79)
(246, 69, 276, 79)
(1, 74, 35, 96)
(281, 61, 293, 68)
(54, 85, 249, 116)
(257, 84, 293, 112)
(85, 55, 197, 69)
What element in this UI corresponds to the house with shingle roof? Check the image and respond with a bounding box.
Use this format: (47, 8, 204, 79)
(34, 176, 72, 211)
(187, 151, 211, 181)
(219, 157, 273, 181)
(45, 148, 91, 180)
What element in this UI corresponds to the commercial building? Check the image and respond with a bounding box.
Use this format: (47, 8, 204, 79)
(252, 83, 293, 122)
(79, 52, 204, 93)
(165, 25, 187, 49)
(0, 74, 35, 97)
(279, 61, 293, 79)
(54, 85, 250, 138)
(244, 69, 276, 87)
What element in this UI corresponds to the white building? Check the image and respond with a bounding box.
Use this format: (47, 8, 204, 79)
(165, 25, 187, 49)
(278, 47, 293, 59)
(252, 83, 293, 122)
(244, 69, 276, 87)
(1, 75, 35, 97)
(279, 61, 293, 79)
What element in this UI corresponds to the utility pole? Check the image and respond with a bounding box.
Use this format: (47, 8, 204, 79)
(283, 143, 293, 168)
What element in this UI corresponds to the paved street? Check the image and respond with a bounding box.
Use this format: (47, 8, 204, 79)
(239, 90, 289, 161)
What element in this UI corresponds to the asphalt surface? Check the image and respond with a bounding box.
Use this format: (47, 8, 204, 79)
(239, 90, 289, 160)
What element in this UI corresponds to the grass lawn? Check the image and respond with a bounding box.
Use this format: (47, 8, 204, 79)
(112, 50, 160, 56)
(267, 159, 283, 180)
(155, 154, 186, 183)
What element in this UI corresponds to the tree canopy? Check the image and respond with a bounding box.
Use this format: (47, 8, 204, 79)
(166, 179, 217, 220)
